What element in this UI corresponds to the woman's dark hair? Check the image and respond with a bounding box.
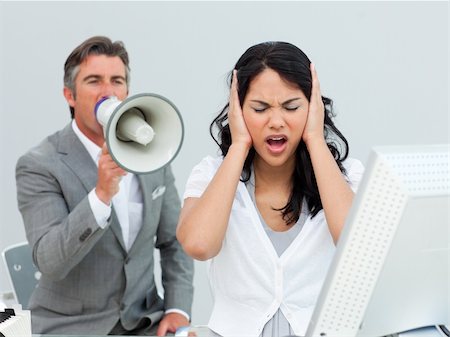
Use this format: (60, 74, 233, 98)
(210, 41, 349, 224)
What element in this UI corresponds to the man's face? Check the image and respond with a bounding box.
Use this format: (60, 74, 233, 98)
(64, 54, 128, 146)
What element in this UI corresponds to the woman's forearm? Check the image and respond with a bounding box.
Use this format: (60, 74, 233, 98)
(177, 144, 249, 260)
(307, 138, 355, 243)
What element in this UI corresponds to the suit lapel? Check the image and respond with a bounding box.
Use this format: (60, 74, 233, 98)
(126, 175, 154, 254)
(58, 124, 127, 251)
(109, 211, 127, 251)
(58, 124, 98, 192)
(138, 174, 152, 224)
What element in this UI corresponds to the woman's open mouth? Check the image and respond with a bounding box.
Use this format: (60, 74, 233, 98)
(265, 135, 287, 154)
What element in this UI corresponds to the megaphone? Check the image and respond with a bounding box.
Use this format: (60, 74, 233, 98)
(95, 93, 184, 174)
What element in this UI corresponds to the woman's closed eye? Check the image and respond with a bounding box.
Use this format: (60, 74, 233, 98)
(252, 106, 268, 113)
(284, 105, 300, 111)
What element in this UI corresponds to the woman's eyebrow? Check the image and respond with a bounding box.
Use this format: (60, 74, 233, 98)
(249, 97, 303, 105)
(249, 100, 270, 106)
(282, 97, 302, 105)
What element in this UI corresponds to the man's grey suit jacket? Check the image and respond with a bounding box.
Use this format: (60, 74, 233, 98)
(15, 123, 194, 335)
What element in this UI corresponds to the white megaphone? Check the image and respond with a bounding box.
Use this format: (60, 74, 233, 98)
(95, 93, 184, 174)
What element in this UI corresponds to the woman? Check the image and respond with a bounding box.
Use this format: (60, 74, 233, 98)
(177, 41, 364, 337)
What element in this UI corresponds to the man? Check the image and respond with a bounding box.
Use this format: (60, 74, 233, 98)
(15, 36, 194, 336)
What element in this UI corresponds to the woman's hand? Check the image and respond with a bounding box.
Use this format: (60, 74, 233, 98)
(228, 70, 253, 150)
(177, 70, 252, 261)
(302, 63, 326, 146)
(303, 63, 356, 243)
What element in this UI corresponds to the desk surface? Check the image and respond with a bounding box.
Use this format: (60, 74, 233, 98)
(32, 325, 447, 337)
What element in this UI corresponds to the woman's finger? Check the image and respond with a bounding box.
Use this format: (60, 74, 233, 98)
(310, 63, 322, 104)
(229, 69, 239, 111)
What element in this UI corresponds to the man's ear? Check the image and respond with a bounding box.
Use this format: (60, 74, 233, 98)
(63, 87, 76, 107)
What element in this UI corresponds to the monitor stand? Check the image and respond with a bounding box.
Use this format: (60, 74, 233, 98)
(397, 325, 448, 337)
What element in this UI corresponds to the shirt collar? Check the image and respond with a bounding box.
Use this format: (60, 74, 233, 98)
(72, 119, 102, 165)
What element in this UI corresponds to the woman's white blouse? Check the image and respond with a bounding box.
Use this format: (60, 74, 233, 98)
(183, 156, 364, 337)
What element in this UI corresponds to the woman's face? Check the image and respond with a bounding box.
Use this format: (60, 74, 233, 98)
(242, 68, 309, 169)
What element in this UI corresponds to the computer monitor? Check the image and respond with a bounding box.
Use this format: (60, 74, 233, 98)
(306, 144, 449, 337)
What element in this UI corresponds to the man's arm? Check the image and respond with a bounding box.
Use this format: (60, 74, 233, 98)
(15, 150, 106, 280)
(155, 165, 194, 319)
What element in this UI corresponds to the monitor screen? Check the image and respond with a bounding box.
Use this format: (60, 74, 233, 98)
(306, 144, 449, 337)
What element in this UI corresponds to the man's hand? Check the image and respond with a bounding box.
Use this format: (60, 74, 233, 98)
(156, 312, 190, 336)
(95, 143, 127, 204)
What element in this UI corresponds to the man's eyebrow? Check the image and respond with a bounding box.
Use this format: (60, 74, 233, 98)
(111, 75, 126, 81)
(82, 74, 126, 82)
(82, 74, 102, 82)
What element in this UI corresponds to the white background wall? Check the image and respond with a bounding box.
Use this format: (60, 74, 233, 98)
(0, 1, 448, 325)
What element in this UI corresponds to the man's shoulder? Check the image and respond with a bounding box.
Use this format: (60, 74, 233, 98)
(18, 123, 73, 164)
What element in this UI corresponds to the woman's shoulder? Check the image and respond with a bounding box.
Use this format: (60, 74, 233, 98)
(194, 155, 224, 171)
(342, 157, 365, 191)
(342, 157, 364, 173)
(184, 155, 225, 197)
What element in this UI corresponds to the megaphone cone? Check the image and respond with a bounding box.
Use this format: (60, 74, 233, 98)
(95, 93, 184, 174)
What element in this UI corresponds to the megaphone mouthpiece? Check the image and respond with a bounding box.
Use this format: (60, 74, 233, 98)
(116, 108, 155, 146)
